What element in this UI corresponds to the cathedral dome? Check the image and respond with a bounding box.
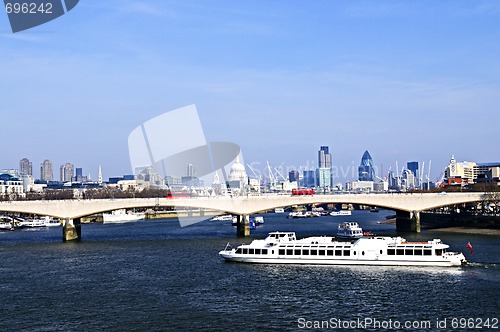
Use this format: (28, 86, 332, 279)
(229, 156, 247, 181)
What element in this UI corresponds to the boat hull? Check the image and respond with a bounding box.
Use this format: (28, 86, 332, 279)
(219, 253, 464, 267)
(103, 215, 144, 223)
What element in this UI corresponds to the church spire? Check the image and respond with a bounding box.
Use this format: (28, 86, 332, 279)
(98, 165, 103, 185)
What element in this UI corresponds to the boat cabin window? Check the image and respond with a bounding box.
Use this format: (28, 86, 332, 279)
(255, 249, 261, 255)
(396, 249, 404, 255)
(414, 249, 422, 255)
(435, 249, 442, 256)
(242, 248, 248, 254)
(236, 248, 242, 254)
(335, 250, 342, 256)
(405, 249, 413, 255)
(388, 249, 395, 255)
(262, 249, 268, 255)
(424, 249, 432, 256)
(294, 249, 301, 255)
(327, 250, 334, 256)
(279, 249, 285, 255)
(249, 249, 254, 255)
(303, 249, 309, 255)
(319, 250, 325, 256)
(286, 249, 293, 255)
(344, 250, 350, 256)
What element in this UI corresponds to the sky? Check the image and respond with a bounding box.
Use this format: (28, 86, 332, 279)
(1, 0, 499, 183)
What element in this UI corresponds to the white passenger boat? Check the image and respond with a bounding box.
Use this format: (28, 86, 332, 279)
(18, 218, 47, 228)
(102, 209, 145, 223)
(211, 214, 233, 221)
(330, 210, 352, 216)
(336, 221, 364, 240)
(0, 216, 14, 231)
(288, 211, 320, 218)
(219, 232, 467, 267)
(43, 217, 61, 227)
(0, 221, 13, 231)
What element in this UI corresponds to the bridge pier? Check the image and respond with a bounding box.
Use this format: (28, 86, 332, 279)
(236, 214, 250, 237)
(396, 211, 421, 233)
(63, 218, 81, 241)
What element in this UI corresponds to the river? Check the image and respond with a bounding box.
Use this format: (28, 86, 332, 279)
(0, 209, 498, 331)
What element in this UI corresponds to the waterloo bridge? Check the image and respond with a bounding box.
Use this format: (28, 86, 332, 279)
(0, 192, 489, 241)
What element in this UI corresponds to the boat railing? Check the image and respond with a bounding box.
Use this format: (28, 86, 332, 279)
(223, 242, 232, 252)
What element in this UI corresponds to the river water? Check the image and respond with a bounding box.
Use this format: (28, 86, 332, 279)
(0, 210, 498, 331)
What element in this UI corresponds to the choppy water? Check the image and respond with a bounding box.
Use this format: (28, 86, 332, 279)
(0, 210, 498, 331)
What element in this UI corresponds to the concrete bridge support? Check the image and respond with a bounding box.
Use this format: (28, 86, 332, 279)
(236, 214, 250, 237)
(63, 218, 81, 241)
(396, 211, 421, 233)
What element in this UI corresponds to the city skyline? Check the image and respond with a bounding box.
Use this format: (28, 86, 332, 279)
(1, 1, 499, 180)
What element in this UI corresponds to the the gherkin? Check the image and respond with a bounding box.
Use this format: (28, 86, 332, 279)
(358, 150, 374, 181)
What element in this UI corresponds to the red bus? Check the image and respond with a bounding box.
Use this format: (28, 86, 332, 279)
(291, 188, 315, 196)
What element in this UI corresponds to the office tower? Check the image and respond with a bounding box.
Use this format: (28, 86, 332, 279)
(75, 167, 83, 182)
(40, 160, 53, 181)
(289, 170, 299, 182)
(186, 163, 196, 177)
(317, 167, 332, 188)
(358, 150, 375, 181)
(318, 146, 332, 168)
(19, 158, 32, 176)
(303, 170, 316, 188)
(60, 163, 75, 182)
(317, 146, 332, 188)
(407, 161, 418, 177)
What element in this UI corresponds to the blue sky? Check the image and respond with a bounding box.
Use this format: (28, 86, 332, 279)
(1, 0, 499, 182)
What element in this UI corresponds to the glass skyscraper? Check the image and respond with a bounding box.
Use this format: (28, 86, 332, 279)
(318, 146, 332, 168)
(317, 146, 332, 188)
(358, 150, 375, 181)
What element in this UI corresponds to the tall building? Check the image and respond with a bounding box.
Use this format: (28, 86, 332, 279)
(444, 155, 475, 183)
(19, 158, 32, 176)
(318, 146, 332, 168)
(302, 170, 316, 188)
(186, 163, 196, 177)
(75, 167, 87, 182)
(358, 150, 375, 181)
(317, 168, 332, 188)
(402, 169, 415, 189)
(407, 161, 419, 178)
(40, 160, 53, 182)
(289, 170, 299, 182)
(317, 146, 332, 188)
(60, 163, 75, 182)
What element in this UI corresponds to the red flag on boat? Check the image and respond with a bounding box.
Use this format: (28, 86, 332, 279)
(466, 242, 474, 254)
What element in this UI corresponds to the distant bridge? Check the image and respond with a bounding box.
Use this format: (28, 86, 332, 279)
(0, 192, 487, 240)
